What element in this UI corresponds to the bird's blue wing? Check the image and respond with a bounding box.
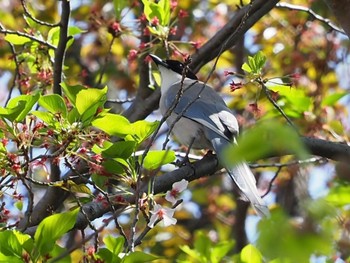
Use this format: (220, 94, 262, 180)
(163, 80, 239, 142)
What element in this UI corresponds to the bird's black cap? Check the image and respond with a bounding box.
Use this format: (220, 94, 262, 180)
(149, 54, 198, 80)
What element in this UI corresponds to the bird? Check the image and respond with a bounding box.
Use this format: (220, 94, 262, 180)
(149, 54, 269, 217)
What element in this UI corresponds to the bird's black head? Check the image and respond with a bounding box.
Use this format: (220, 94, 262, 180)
(150, 54, 198, 80)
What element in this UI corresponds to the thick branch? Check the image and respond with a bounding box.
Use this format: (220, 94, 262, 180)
(69, 136, 350, 229)
(190, 0, 280, 73)
(324, 0, 350, 39)
(53, 0, 70, 95)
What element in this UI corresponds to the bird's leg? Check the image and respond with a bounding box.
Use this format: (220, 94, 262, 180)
(175, 137, 195, 167)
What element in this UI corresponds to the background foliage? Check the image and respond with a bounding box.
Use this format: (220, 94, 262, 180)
(0, 0, 349, 262)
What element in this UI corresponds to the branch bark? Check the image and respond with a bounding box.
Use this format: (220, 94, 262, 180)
(190, 0, 280, 73)
(58, 136, 350, 231)
(324, 0, 350, 39)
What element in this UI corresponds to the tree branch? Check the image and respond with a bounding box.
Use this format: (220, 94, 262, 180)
(276, 2, 345, 35)
(53, 0, 70, 95)
(190, 0, 280, 73)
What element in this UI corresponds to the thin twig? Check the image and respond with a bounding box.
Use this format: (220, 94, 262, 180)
(0, 26, 56, 50)
(276, 2, 346, 35)
(262, 166, 282, 197)
(20, 0, 60, 27)
(249, 156, 327, 168)
(261, 81, 299, 132)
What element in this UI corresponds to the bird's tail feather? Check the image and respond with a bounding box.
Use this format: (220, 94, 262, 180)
(228, 162, 269, 217)
(208, 133, 269, 217)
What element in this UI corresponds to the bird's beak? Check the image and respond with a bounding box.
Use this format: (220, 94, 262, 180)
(149, 54, 169, 68)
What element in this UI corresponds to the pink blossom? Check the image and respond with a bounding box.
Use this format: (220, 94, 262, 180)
(148, 204, 177, 228)
(165, 179, 188, 204)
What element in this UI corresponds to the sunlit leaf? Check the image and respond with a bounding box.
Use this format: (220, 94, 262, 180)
(92, 113, 132, 137)
(240, 244, 262, 263)
(321, 92, 348, 107)
(142, 150, 175, 170)
(113, 0, 127, 20)
(126, 120, 159, 144)
(102, 141, 136, 159)
(38, 94, 67, 117)
(223, 120, 308, 166)
(61, 82, 86, 107)
(76, 86, 107, 117)
(326, 184, 350, 207)
(122, 251, 159, 263)
(34, 208, 79, 256)
(0, 93, 40, 122)
(4, 34, 31, 45)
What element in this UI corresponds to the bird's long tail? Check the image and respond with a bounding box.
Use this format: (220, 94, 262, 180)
(209, 134, 269, 217)
(228, 162, 269, 217)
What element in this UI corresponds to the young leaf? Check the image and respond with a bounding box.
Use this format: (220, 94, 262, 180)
(104, 236, 124, 262)
(38, 94, 67, 117)
(126, 120, 160, 144)
(61, 82, 86, 106)
(4, 34, 31, 45)
(321, 92, 348, 107)
(158, 0, 170, 25)
(34, 208, 79, 256)
(102, 141, 136, 159)
(141, 0, 163, 24)
(113, 0, 127, 20)
(122, 251, 159, 263)
(240, 244, 263, 263)
(92, 113, 132, 137)
(222, 120, 308, 166)
(31, 111, 55, 124)
(0, 230, 31, 258)
(0, 93, 40, 122)
(75, 86, 107, 116)
(68, 26, 86, 36)
(142, 150, 175, 170)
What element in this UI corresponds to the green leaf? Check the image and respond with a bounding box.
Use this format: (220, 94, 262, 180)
(223, 120, 308, 166)
(103, 159, 125, 174)
(126, 120, 159, 144)
(92, 113, 132, 137)
(242, 51, 266, 75)
(0, 253, 23, 263)
(97, 248, 114, 263)
(47, 27, 60, 47)
(326, 184, 350, 206)
(75, 86, 107, 115)
(142, 150, 175, 170)
(257, 209, 333, 262)
(0, 101, 26, 122)
(0, 93, 40, 122)
(0, 230, 31, 258)
(141, 0, 163, 24)
(76, 86, 107, 121)
(104, 236, 124, 262)
(193, 231, 211, 260)
(68, 26, 86, 36)
(61, 82, 86, 107)
(31, 111, 55, 124)
(38, 94, 67, 117)
(158, 0, 170, 25)
(5, 34, 31, 45)
(241, 62, 252, 73)
(210, 241, 234, 263)
(321, 92, 348, 107)
(34, 208, 79, 256)
(240, 244, 262, 263)
(122, 251, 159, 263)
(102, 141, 136, 159)
(113, 0, 127, 20)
